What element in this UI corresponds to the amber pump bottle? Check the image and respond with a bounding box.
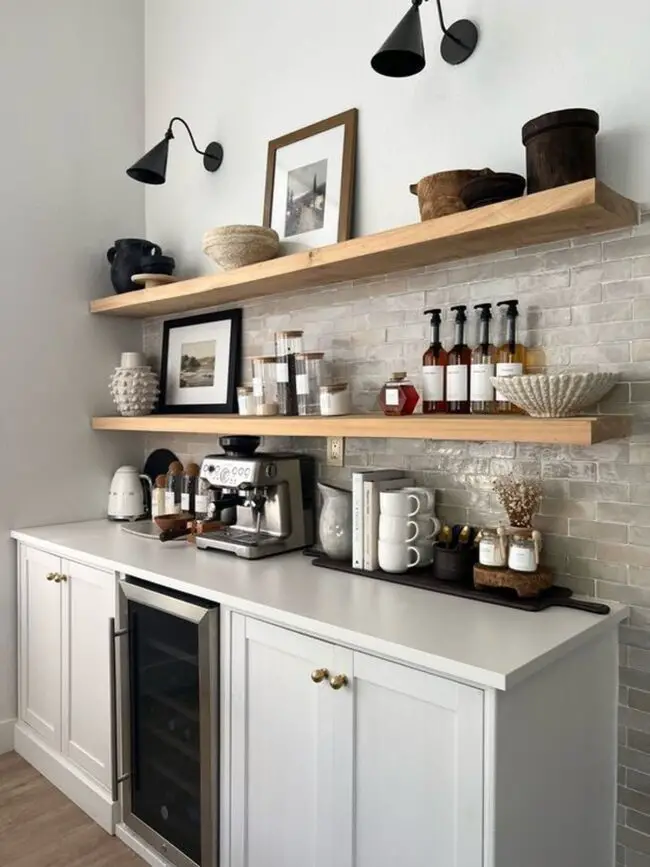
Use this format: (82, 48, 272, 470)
(496, 299, 526, 413)
(422, 308, 448, 413)
(446, 305, 471, 414)
(470, 303, 497, 414)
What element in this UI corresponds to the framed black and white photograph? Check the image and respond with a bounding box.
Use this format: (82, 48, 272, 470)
(263, 109, 358, 250)
(159, 309, 242, 414)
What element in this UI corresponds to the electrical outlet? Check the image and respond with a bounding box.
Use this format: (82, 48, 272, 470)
(327, 436, 345, 467)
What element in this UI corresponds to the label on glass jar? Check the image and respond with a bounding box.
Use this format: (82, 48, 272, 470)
(276, 362, 289, 383)
(422, 366, 444, 401)
(181, 493, 190, 512)
(496, 362, 523, 401)
(479, 537, 507, 567)
(296, 373, 309, 395)
(508, 543, 537, 573)
(165, 491, 179, 515)
(385, 387, 400, 407)
(252, 377, 264, 397)
(446, 365, 468, 402)
(470, 363, 495, 402)
(195, 494, 208, 516)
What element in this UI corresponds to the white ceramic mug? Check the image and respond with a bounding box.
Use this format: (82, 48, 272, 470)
(413, 540, 434, 566)
(379, 514, 437, 543)
(401, 486, 436, 513)
(378, 540, 421, 574)
(379, 490, 420, 517)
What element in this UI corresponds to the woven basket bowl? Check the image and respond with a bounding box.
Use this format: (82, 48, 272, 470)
(490, 372, 618, 418)
(202, 225, 280, 270)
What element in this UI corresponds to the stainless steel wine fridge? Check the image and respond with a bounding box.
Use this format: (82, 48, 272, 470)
(111, 577, 219, 867)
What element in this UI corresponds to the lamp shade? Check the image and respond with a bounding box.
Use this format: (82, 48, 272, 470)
(371, 3, 425, 78)
(126, 136, 171, 185)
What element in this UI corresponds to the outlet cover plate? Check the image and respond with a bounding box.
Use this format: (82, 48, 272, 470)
(327, 436, 344, 467)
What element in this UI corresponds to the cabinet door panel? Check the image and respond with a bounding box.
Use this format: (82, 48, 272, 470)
(230, 615, 349, 867)
(61, 559, 115, 789)
(19, 547, 62, 749)
(351, 653, 484, 867)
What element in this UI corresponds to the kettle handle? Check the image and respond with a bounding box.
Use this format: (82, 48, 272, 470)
(107, 246, 116, 264)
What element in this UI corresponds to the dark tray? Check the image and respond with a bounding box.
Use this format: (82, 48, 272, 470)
(310, 555, 610, 615)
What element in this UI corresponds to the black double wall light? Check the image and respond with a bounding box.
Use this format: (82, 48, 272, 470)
(371, 0, 479, 77)
(127, 117, 224, 185)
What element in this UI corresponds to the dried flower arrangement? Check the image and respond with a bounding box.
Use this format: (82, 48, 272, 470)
(493, 473, 542, 529)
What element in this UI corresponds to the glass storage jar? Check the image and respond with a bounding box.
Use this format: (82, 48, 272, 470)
(379, 372, 420, 416)
(237, 385, 255, 416)
(320, 383, 351, 416)
(296, 352, 325, 416)
(275, 331, 304, 416)
(251, 356, 278, 415)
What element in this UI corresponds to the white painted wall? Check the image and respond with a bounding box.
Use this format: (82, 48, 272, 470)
(0, 0, 145, 742)
(145, 0, 650, 276)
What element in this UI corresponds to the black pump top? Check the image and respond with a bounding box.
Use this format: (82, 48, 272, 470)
(497, 299, 519, 317)
(450, 305, 467, 323)
(424, 308, 442, 325)
(474, 303, 492, 320)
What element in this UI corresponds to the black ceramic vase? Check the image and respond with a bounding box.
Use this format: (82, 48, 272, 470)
(107, 238, 175, 295)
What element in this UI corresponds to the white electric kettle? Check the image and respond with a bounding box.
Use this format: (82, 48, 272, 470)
(108, 467, 152, 522)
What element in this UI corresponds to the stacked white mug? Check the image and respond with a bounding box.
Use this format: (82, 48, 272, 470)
(377, 488, 441, 574)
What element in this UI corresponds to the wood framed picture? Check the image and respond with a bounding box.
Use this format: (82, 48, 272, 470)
(159, 309, 242, 414)
(263, 108, 358, 250)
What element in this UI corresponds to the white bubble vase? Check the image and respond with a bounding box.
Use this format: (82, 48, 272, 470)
(109, 352, 160, 417)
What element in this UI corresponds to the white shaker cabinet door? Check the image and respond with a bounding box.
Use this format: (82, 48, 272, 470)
(348, 652, 484, 867)
(230, 615, 350, 867)
(19, 547, 63, 750)
(61, 559, 115, 790)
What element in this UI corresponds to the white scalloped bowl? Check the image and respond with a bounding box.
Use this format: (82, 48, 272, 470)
(490, 373, 619, 418)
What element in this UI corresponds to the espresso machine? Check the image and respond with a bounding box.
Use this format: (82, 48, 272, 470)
(196, 437, 315, 559)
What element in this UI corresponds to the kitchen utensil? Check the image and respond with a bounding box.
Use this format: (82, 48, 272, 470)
(154, 513, 194, 533)
(432, 544, 477, 583)
(409, 169, 493, 220)
(318, 483, 353, 561)
(108, 467, 152, 522)
(459, 172, 526, 209)
(490, 372, 618, 417)
(439, 525, 453, 548)
(378, 540, 421, 574)
(379, 490, 421, 517)
(203, 225, 280, 270)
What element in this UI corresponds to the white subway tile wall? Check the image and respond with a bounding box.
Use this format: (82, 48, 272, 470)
(144, 214, 650, 865)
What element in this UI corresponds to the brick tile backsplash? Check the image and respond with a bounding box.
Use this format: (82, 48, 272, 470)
(143, 214, 650, 865)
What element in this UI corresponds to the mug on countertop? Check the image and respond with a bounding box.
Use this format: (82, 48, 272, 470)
(400, 486, 436, 513)
(378, 540, 421, 574)
(379, 490, 421, 518)
(379, 514, 438, 544)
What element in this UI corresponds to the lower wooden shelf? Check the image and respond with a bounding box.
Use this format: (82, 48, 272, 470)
(91, 413, 630, 445)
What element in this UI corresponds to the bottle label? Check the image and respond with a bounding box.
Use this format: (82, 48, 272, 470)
(195, 494, 209, 516)
(385, 387, 400, 407)
(470, 363, 495, 402)
(296, 373, 309, 395)
(276, 362, 289, 383)
(252, 377, 264, 397)
(165, 491, 179, 515)
(152, 491, 166, 518)
(496, 362, 523, 401)
(181, 493, 190, 512)
(422, 367, 444, 401)
(446, 365, 468, 402)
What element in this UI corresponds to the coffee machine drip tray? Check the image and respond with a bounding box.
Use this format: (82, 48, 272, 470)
(197, 528, 287, 559)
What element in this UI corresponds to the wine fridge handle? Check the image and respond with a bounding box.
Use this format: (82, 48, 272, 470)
(109, 618, 130, 802)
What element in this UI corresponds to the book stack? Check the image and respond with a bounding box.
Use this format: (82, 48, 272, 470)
(351, 469, 412, 572)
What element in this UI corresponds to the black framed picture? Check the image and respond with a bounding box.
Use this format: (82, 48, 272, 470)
(159, 309, 242, 414)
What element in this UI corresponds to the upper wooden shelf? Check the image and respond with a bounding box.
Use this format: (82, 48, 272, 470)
(90, 179, 637, 318)
(92, 413, 631, 446)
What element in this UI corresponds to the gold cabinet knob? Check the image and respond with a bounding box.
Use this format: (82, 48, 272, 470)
(329, 674, 349, 691)
(53, 574, 67, 583)
(46, 573, 56, 582)
(311, 668, 329, 684)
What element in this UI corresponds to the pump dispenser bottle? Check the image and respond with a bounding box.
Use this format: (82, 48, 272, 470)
(496, 299, 526, 413)
(470, 303, 497, 414)
(422, 308, 448, 414)
(446, 305, 471, 414)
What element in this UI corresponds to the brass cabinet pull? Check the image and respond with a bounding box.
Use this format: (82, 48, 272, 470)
(46, 573, 57, 582)
(311, 668, 330, 684)
(58, 574, 68, 583)
(329, 674, 349, 691)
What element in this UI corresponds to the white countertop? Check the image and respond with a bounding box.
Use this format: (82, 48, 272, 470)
(11, 520, 626, 691)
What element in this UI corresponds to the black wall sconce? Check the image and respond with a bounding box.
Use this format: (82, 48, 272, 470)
(371, 0, 478, 77)
(127, 117, 224, 185)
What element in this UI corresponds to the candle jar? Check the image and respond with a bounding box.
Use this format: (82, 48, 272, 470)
(320, 383, 351, 416)
(296, 351, 325, 416)
(379, 372, 420, 416)
(252, 356, 278, 415)
(508, 537, 538, 573)
(275, 330, 304, 416)
(478, 528, 508, 568)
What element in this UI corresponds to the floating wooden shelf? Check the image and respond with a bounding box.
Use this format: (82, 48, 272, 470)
(91, 414, 631, 446)
(90, 180, 637, 318)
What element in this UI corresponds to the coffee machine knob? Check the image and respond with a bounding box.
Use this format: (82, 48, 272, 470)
(265, 463, 277, 479)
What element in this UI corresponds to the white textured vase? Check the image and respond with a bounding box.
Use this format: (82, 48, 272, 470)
(110, 353, 160, 417)
(318, 483, 353, 561)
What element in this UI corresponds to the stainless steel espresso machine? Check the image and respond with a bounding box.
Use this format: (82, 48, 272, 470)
(196, 436, 315, 559)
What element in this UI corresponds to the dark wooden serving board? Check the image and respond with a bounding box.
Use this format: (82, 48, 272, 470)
(310, 556, 610, 615)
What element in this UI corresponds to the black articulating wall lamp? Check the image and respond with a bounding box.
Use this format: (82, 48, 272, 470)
(371, 0, 478, 77)
(127, 117, 224, 185)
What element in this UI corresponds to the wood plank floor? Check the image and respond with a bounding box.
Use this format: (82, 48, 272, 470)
(0, 753, 143, 866)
